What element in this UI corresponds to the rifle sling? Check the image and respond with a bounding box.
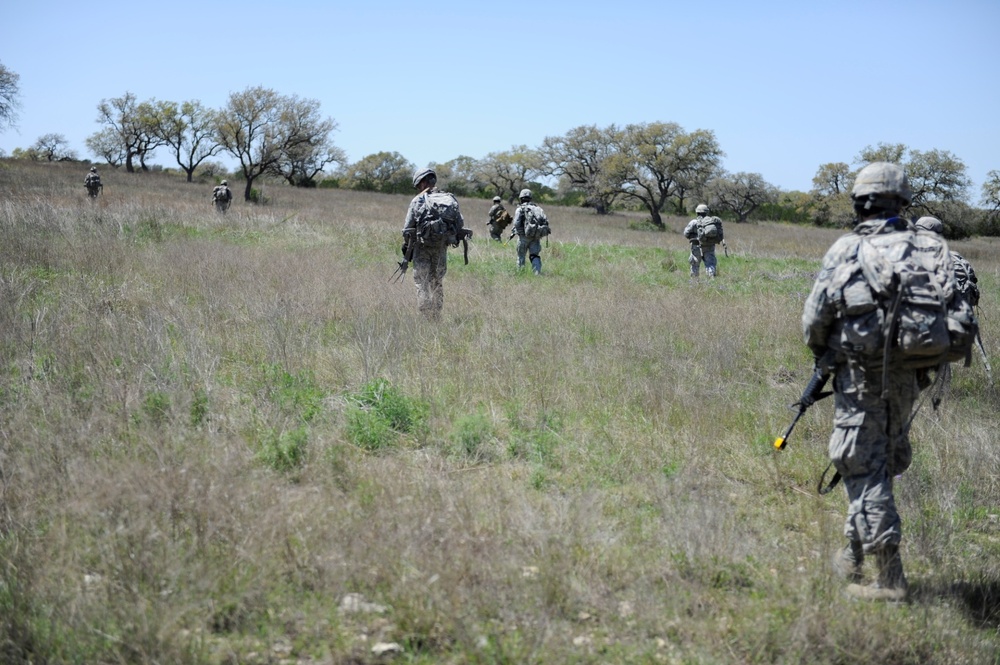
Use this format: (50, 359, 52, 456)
(817, 462, 841, 495)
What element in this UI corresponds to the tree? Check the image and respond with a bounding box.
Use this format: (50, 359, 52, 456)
(85, 127, 126, 167)
(538, 125, 621, 214)
(855, 143, 972, 227)
(608, 122, 724, 227)
(905, 148, 971, 215)
(217, 87, 342, 200)
(856, 142, 907, 165)
(267, 96, 345, 188)
(90, 92, 165, 173)
(342, 151, 414, 194)
(474, 146, 542, 203)
(981, 170, 1000, 217)
(706, 171, 779, 223)
(147, 100, 222, 182)
(0, 61, 20, 132)
(432, 155, 483, 197)
(28, 133, 77, 161)
(811, 162, 852, 196)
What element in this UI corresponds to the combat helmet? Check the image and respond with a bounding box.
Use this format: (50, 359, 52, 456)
(90, 167, 97, 172)
(851, 162, 912, 207)
(914, 216, 943, 234)
(221, 180, 228, 186)
(519, 188, 532, 201)
(493, 196, 501, 202)
(695, 204, 710, 215)
(412, 167, 436, 189)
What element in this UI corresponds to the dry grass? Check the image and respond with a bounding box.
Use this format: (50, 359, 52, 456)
(1, 159, 999, 664)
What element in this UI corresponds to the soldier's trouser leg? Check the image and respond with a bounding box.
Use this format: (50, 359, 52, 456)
(530, 254, 541, 275)
(703, 245, 717, 277)
(413, 246, 448, 319)
(829, 364, 917, 555)
(517, 238, 528, 268)
(688, 244, 703, 277)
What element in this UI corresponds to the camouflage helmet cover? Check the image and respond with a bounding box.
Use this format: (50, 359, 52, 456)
(412, 168, 436, 188)
(914, 216, 944, 234)
(221, 180, 228, 186)
(519, 188, 532, 200)
(851, 162, 912, 206)
(695, 204, 710, 214)
(492, 196, 501, 202)
(90, 167, 97, 172)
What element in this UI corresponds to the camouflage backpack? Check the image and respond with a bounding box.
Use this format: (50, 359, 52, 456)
(833, 222, 977, 369)
(494, 207, 513, 230)
(522, 204, 550, 241)
(951, 252, 980, 307)
(698, 217, 722, 243)
(417, 190, 462, 245)
(216, 185, 231, 202)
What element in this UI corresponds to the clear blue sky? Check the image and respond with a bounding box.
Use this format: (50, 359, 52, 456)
(2, 0, 998, 195)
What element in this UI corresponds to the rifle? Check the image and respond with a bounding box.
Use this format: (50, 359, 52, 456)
(456, 228, 473, 265)
(722, 239, 729, 257)
(773, 350, 836, 451)
(975, 330, 993, 386)
(390, 231, 416, 283)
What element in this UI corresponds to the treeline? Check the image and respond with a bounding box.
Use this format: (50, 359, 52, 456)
(6, 81, 1000, 236)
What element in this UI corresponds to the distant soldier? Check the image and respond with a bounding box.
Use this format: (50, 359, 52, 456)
(914, 217, 980, 307)
(487, 196, 512, 241)
(683, 204, 726, 279)
(84, 167, 102, 198)
(212, 180, 233, 213)
(510, 189, 551, 275)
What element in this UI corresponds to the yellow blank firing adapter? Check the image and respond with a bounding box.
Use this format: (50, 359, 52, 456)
(773, 437, 787, 450)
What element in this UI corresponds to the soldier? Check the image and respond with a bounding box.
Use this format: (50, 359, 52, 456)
(84, 166, 102, 198)
(802, 162, 974, 601)
(683, 204, 725, 278)
(401, 168, 467, 320)
(510, 189, 550, 275)
(487, 196, 511, 241)
(212, 180, 233, 213)
(914, 216, 980, 307)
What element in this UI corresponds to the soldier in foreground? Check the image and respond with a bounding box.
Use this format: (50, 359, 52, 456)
(212, 180, 233, 213)
(801, 163, 977, 601)
(401, 168, 467, 320)
(509, 189, 550, 275)
(683, 204, 725, 279)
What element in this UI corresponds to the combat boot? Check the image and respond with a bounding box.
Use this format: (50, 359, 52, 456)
(832, 540, 864, 583)
(846, 544, 907, 601)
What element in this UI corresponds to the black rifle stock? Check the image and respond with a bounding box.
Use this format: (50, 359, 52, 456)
(774, 351, 835, 451)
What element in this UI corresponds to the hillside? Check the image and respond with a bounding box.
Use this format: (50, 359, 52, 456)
(1, 160, 998, 664)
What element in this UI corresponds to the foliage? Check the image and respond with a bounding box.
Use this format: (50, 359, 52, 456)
(706, 171, 778, 223)
(340, 150, 414, 194)
(345, 378, 428, 451)
(0, 60, 20, 132)
(216, 86, 342, 201)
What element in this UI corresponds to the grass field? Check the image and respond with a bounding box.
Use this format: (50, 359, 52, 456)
(1, 160, 999, 664)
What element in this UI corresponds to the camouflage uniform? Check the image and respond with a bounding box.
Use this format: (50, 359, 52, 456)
(951, 252, 979, 307)
(512, 190, 548, 275)
(487, 199, 509, 241)
(85, 168, 102, 197)
(683, 205, 724, 277)
(403, 180, 465, 319)
(802, 218, 926, 557)
(213, 181, 232, 213)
